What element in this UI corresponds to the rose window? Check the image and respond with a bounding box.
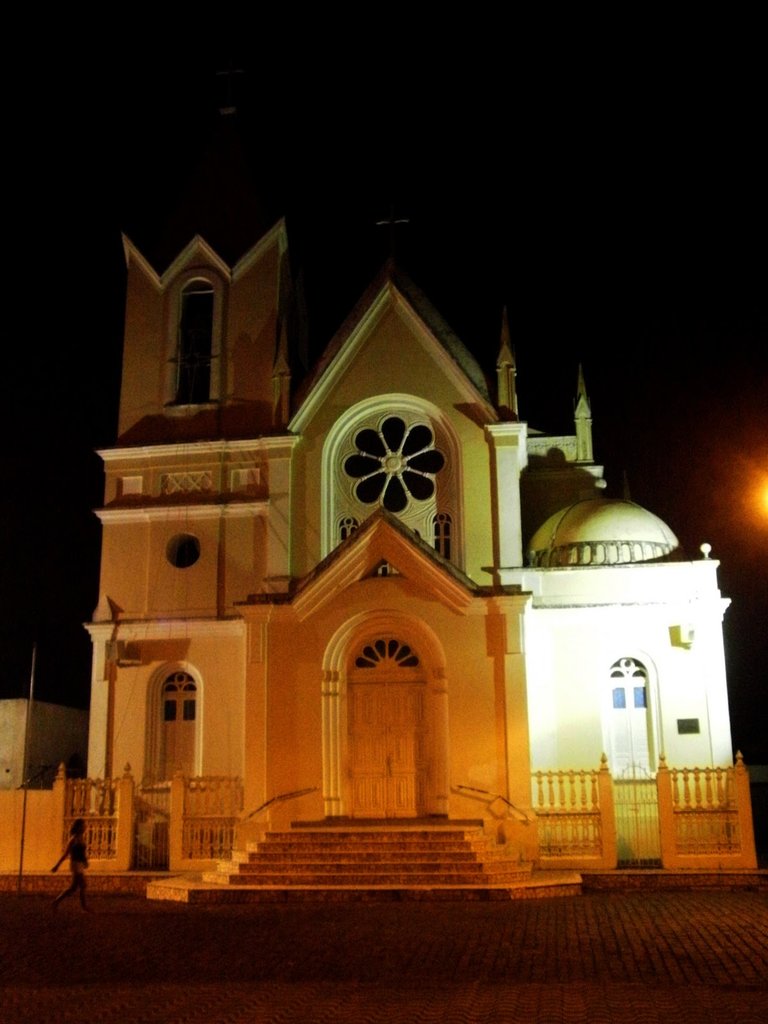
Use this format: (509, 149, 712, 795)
(343, 417, 445, 513)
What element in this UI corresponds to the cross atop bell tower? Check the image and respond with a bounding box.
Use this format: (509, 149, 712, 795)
(216, 64, 245, 116)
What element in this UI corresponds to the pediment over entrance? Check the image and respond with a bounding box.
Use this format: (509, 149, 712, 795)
(291, 509, 478, 621)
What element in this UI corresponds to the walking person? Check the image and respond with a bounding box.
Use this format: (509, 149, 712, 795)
(51, 818, 90, 911)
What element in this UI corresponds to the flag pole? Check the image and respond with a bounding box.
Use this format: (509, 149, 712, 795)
(17, 644, 36, 896)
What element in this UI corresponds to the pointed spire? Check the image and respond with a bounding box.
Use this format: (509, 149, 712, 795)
(573, 363, 594, 462)
(622, 470, 632, 501)
(128, 79, 281, 272)
(496, 307, 519, 420)
(576, 363, 588, 401)
(272, 315, 291, 428)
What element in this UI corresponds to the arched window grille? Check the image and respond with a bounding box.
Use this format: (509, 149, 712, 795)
(354, 638, 419, 669)
(339, 515, 359, 541)
(610, 657, 648, 709)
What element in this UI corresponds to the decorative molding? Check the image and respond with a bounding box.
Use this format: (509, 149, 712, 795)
(98, 436, 298, 464)
(96, 501, 269, 524)
(84, 619, 246, 640)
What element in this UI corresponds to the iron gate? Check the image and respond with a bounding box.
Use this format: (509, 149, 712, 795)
(133, 782, 170, 869)
(613, 765, 661, 866)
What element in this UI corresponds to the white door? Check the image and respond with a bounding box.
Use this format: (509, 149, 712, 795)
(160, 672, 197, 779)
(608, 658, 652, 777)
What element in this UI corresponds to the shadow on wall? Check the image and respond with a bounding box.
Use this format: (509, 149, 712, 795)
(749, 770, 768, 868)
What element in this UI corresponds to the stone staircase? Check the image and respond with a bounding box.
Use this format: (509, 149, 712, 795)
(146, 821, 583, 903)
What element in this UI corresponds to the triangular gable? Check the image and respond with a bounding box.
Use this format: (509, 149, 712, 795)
(289, 262, 496, 433)
(290, 509, 478, 621)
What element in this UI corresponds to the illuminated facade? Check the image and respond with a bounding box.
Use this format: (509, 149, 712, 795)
(85, 215, 736, 860)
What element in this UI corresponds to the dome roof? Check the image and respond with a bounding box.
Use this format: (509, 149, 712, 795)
(527, 499, 680, 567)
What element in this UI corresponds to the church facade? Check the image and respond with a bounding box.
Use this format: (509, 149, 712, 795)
(84, 216, 738, 862)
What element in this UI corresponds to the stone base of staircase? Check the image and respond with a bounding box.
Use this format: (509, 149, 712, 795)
(146, 821, 583, 904)
(146, 870, 584, 904)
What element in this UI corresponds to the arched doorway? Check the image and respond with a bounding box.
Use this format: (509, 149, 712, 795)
(348, 638, 427, 818)
(607, 657, 662, 866)
(322, 614, 448, 820)
(144, 668, 200, 783)
(138, 665, 201, 869)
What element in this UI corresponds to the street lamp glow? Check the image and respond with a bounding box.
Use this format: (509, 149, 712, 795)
(760, 480, 768, 519)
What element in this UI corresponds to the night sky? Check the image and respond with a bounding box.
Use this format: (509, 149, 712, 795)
(3, 37, 766, 763)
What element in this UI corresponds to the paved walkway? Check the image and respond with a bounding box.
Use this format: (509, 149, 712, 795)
(1, 890, 766, 1023)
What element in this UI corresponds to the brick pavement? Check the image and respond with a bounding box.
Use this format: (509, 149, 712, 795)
(0, 890, 766, 1023)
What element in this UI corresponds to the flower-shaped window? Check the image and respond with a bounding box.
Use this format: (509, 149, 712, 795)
(343, 417, 445, 513)
(355, 638, 419, 669)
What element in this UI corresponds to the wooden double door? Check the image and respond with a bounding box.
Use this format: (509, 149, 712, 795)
(349, 679, 428, 818)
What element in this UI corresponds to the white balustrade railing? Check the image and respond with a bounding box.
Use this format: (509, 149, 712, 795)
(532, 763, 608, 861)
(663, 760, 744, 858)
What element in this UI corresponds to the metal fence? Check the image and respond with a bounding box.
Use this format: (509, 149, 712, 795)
(133, 782, 170, 869)
(181, 776, 243, 862)
(613, 765, 662, 867)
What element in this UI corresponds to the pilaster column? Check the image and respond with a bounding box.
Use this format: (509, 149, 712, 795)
(322, 669, 343, 817)
(432, 671, 449, 816)
(241, 608, 271, 820)
(485, 422, 528, 575)
(263, 439, 298, 589)
(84, 623, 113, 778)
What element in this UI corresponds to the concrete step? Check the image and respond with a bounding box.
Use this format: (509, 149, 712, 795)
(203, 869, 534, 886)
(245, 835, 486, 848)
(185, 823, 542, 902)
(146, 870, 585, 904)
(259, 828, 485, 839)
(245, 840, 485, 855)
(208, 861, 532, 881)
(220, 858, 489, 873)
(228, 847, 483, 864)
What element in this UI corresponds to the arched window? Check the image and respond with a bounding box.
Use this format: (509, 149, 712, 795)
(339, 515, 359, 542)
(175, 281, 214, 404)
(160, 671, 197, 778)
(432, 512, 452, 559)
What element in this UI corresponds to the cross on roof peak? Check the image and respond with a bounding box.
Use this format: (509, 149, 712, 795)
(375, 202, 410, 259)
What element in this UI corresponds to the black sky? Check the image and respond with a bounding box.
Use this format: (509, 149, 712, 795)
(3, 36, 766, 761)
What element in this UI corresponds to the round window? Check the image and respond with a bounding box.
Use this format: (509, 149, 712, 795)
(166, 533, 201, 568)
(343, 416, 444, 513)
